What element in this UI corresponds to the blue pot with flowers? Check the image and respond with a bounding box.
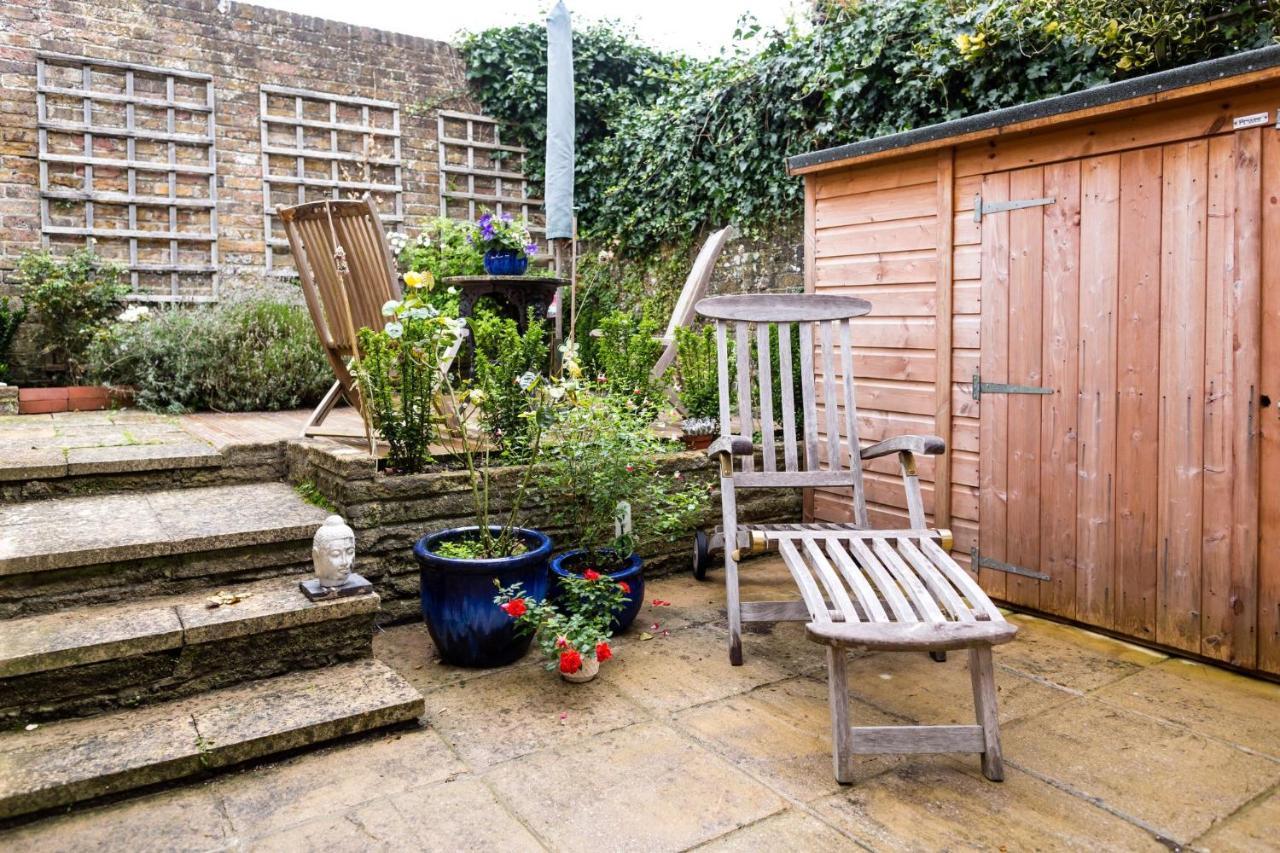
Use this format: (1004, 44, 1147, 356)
(474, 210, 537, 276)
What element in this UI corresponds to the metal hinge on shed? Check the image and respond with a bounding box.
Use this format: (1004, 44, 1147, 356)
(971, 547, 1050, 582)
(973, 194, 1055, 222)
(971, 369, 1055, 401)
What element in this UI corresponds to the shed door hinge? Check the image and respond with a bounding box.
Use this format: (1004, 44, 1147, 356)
(971, 369, 1055, 401)
(971, 547, 1050, 582)
(973, 193, 1055, 222)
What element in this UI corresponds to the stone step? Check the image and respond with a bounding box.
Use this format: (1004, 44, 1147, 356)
(0, 659, 423, 821)
(0, 482, 332, 618)
(1, 577, 381, 725)
(0, 413, 285, 504)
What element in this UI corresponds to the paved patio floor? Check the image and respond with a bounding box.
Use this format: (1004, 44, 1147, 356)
(4, 556, 1278, 852)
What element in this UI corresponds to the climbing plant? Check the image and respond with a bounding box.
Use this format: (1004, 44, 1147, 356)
(462, 0, 1278, 257)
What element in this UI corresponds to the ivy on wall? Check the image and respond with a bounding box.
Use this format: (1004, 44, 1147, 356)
(462, 0, 1278, 258)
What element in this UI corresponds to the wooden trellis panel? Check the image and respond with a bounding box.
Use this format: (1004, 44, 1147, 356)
(36, 52, 219, 301)
(437, 110, 545, 242)
(260, 85, 403, 274)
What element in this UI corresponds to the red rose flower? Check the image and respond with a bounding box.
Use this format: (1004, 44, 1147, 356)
(595, 642, 613, 663)
(625, 464, 635, 473)
(618, 581, 631, 594)
(500, 598, 527, 618)
(559, 649, 582, 674)
(583, 569, 601, 581)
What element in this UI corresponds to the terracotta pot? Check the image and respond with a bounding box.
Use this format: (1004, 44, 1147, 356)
(561, 653, 600, 684)
(680, 433, 714, 451)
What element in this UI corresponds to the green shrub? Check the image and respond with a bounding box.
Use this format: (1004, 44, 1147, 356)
(592, 310, 666, 419)
(673, 325, 719, 421)
(534, 392, 708, 568)
(14, 249, 128, 381)
(470, 308, 549, 460)
(0, 296, 26, 382)
(86, 299, 332, 413)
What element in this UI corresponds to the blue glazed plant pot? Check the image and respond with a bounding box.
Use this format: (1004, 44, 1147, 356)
(483, 249, 529, 276)
(549, 548, 645, 633)
(414, 526, 552, 668)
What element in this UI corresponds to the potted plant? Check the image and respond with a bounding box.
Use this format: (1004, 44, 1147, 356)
(12, 248, 129, 412)
(536, 388, 708, 632)
(474, 211, 538, 276)
(673, 324, 721, 449)
(411, 333, 556, 668)
(494, 569, 627, 682)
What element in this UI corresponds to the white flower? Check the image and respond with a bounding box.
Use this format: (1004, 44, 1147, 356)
(384, 321, 403, 339)
(118, 305, 150, 323)
(381, 300, 400, 317)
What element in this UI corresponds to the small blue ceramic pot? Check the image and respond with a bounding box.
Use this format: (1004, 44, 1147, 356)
(414, 526, 552, 668)
(482, 250, 529, 276)
(549, 548, 645, 633)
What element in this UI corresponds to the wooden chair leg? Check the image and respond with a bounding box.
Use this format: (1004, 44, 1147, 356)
(725, 552, 743, 666)
(827, 646, 854, 784)
(969, 646, 1005, 781)
(302, 380, 344, 438)
(929, 651, 947, 663)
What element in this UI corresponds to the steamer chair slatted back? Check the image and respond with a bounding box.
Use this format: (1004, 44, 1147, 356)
(696, 293, 873, 526)
(278, 195, 401, 442)
(650, 225, 736, 382)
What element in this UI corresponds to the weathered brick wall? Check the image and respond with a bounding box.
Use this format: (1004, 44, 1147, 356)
(0, 0, 476, 380)
(708, 220, 804, 298)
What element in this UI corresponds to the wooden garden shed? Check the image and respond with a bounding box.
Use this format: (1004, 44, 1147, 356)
(787, 45, 1280, 678)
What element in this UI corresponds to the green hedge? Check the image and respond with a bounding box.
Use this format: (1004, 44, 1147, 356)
(87, 299, 331, 413)
(463, 0, 1278, 256)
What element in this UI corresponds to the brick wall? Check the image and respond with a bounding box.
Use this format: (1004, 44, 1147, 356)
(0, 0, 478, 379)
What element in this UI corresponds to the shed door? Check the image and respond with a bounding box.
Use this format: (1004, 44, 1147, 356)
(976, 130, 1264, 668)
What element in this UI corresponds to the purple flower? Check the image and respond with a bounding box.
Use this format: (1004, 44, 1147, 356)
(500, 212, 513, 222)
(477, 213, 493, 228)
(481, 224, 496, 240)
(525, 242, 538, 256)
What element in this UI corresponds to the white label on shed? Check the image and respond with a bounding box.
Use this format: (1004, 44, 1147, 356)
(1233, 112, 1270, 129)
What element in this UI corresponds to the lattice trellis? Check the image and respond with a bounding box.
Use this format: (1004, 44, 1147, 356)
(260, 85, 403, 274)
(36, 52, 219, 302)
(437, 110, 546, 246)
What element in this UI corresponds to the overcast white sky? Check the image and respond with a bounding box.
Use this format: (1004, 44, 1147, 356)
(244, 0, 807, 57)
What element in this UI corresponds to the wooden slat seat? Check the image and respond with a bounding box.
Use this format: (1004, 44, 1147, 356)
(807, 620, 1017, 652)
(695, 292, 1017, 786)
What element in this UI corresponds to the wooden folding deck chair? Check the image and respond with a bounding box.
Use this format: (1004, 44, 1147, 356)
(649, 224, 736, 382)
(695, 293, 1016, 784)
(279, 195, 464, 449)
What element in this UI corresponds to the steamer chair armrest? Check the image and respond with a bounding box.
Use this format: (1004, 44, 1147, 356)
(707, 435, 754, 476)
(859, 434, 946, 461)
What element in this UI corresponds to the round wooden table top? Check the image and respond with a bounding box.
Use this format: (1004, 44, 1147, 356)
(442, 275, 570, 286)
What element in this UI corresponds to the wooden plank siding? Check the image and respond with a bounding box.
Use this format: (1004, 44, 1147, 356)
(804, 70, 1279, 677)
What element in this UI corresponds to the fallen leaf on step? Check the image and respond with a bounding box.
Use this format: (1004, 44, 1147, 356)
(639, 632, 654, 641)
(206, 590, 253, 609)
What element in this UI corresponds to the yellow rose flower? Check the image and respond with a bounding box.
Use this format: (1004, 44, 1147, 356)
(404, 271, 424, 289)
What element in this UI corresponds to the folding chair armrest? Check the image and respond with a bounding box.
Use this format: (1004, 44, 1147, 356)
(707, 435, 754, 475)
(860, 434, 946, 461)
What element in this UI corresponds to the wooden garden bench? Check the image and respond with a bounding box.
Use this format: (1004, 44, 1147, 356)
(695, 293, 1015, 784)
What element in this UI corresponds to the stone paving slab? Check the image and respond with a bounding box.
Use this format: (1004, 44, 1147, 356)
(0, 483, 328, 574)
(811, 760, 1166, 851)
(0, 660, 424, 820)
(484, 720, 786, 853)
(64, 443, 220, 476)
(1002, 694, 1280, 844)
(1193, 785, 1280, 851)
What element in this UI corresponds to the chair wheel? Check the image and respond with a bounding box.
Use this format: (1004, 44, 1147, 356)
(693, 529, 711, 581)
(929, 651, 947, 663)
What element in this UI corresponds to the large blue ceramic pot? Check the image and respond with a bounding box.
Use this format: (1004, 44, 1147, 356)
(414, 526, 552, 668)
(549, 548, 644, 633)
(482, 249, 528, 276)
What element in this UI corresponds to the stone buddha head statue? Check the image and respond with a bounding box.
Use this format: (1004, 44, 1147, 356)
(312, 515, 356, 588)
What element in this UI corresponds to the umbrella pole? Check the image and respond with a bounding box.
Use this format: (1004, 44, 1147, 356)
(570, 215, 578, 344)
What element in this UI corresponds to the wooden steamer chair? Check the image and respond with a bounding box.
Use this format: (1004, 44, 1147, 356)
(695, 293, 1016, 783)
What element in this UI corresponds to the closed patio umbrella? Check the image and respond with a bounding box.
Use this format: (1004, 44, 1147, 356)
(545, 0, 576, 335)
